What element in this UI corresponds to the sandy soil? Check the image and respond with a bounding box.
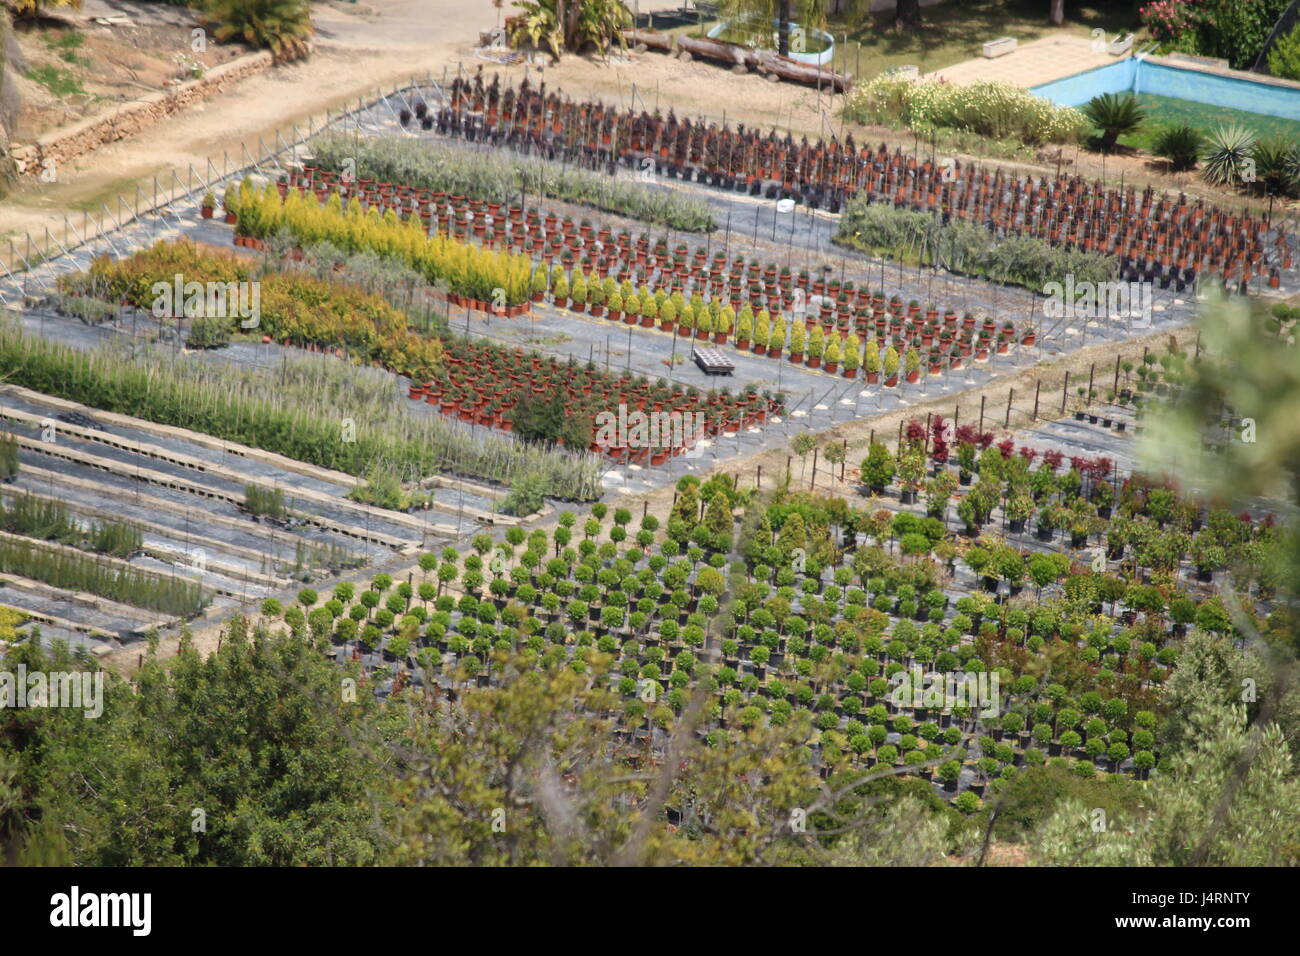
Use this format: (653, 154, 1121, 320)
(13, 2, 247, 140)
(1, 0, 497, 240)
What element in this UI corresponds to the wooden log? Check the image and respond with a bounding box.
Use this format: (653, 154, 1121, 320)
(622, 29, 853, 92)
(626, 29, 673, 53)
(677, 34, 748, 66)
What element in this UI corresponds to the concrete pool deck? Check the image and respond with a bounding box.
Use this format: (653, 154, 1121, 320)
(926, 35, 1122, 89)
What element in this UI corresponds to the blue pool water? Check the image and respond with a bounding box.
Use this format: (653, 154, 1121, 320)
(1030, 58, 1300, 122)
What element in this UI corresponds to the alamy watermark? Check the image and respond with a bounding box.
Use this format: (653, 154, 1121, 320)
(50, 886, 151, 936)
(1042, 277, 1152, 328)
(151, 273, 261, 329)
(889, 667, 1000, 719)
(0, 664, 103, 718)
(593, 403, 707, 459)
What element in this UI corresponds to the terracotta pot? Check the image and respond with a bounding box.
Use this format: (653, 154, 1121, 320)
(201, 207, 214, 219)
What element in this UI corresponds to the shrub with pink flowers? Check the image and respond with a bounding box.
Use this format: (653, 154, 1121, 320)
(1140, 0, 1291, 69)
(1140, 0, 1198, 42)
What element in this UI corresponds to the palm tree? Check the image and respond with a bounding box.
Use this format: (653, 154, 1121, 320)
(508, 0, 631, 60)
(1083, 93, 1145, 152)
(201, 0, 314, 63)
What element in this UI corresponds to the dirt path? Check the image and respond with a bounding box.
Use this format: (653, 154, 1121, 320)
(1, 0, 496, 241)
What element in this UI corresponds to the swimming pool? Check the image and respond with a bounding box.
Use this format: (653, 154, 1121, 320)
(1029, 55, 1300, 123)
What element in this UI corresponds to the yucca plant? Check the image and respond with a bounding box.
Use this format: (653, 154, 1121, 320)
(1202, 125, 1258, 187)
(1083, 93, 1145, 152)
(201, 0, 313, 62)
(1152, 124, 1203, 172)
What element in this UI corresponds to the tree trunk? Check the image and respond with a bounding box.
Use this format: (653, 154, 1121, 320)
(895, 0, 922, 30)
(778, 0, 791, 57)
(1050, 0, 1065, 26)
(624, 30, 855, 91)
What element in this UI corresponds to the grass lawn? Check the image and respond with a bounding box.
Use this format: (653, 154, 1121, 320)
(666, 0, 1138, 80)
(1118, 93, 1300, 152)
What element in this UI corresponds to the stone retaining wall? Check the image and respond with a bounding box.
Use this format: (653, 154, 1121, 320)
(12, 50, 275, 177)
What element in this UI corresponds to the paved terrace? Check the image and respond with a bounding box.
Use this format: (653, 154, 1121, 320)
(926, 35, 1121, 89)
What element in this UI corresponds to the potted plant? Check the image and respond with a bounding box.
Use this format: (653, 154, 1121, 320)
(904, 347, 922, 384)
(768, 315, 785, 359)
(715, 305, 733, 345)
(201, 191, 216, 219)
(787, 321, 805, 364)
(659, 297, 677, 332)
(695, 305, 713, 341)
(863, 337, 880, 383)
(735, 305, 753, 350)
(840, 334, 858, 378)
(882, 345, 900, 387)
(1006, 492, 1034, 534)
(822, 333, 841, 374)
(806, 325, 825, 369)
(752, 310, 769, 355)
(671, 296, 693, 335)
(1036, 505, 1061, 542)
(957, 441, 976, 485)
(860, 441, 895, 495)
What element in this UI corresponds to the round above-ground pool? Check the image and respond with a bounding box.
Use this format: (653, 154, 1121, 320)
(706, 18, 834, 67)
